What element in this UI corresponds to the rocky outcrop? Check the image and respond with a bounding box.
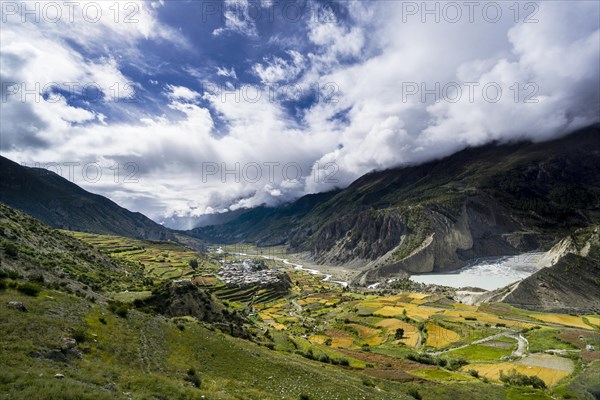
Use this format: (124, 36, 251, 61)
(136, 281, 251, 338)
(352, 195, 540, 285)
(472, 226, 600, 313)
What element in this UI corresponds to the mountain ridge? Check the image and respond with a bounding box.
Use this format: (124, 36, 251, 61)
(0, 156, 174, 241)
(189, 124, 600, 283)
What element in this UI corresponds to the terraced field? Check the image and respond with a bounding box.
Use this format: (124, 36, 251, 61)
(46, 236, 599, 397)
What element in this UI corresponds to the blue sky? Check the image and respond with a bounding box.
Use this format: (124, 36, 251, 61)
(1, 1, 599, 224)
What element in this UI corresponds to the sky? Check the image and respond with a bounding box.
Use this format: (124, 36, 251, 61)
(1, 0, 599, 227)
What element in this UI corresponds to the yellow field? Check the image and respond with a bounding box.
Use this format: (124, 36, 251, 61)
(348, 324, 383, 346)
(308, 335, 328, 345)
(376, 319, 419, 347)
(425, 322, 461, 348)
(584, 315, 600, 327)
(464, 362, 570, 387)
(442, 310, 535, 329)
(402, 304, 442, 320)
(453, 303, 478, 311)
(373, 306, 406, 317)
(530, 313, 593, 330)
(326, 329, 355, 348)
(332, 336, 354, 348)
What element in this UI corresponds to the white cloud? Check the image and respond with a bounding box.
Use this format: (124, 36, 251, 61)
(212, 0, 258, 37)
(253, 50, 306, 83)
(2, 1, 598, 221)
(216, 66, 238, 79)
(165, 85, 201, 102)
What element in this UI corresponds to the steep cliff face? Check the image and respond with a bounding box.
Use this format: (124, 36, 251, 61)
(477, 226, 600, 313)
(351, 195, 541, 285)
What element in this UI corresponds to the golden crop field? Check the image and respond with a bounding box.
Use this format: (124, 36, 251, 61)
(584, 315, 600, 327)
(529, 313, 594, 330)
(425, 322, 461, 348)
(442, 309, 535, 329)
(347, 324, 383, 346)
(308, 335, 329, 345)
(464, 362, 570, 387)
(376, 318, 419, 347)
(373, 306, 406, 317)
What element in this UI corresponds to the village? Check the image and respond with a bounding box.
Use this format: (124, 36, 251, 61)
(218, 258, 285, 287)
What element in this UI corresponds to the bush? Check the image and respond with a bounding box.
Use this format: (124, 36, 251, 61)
(361, 377, 375, 387)
(319, 354, 331, 363)
(3, 242, 18, 258)
(115, 305, 129, 318)
(188, 259, 199, 269)
(300, 395, 310, 400)
(339, 358, 350, 366)
(184, 368, 201, 388)
(446, 358, 468, 371)
(407, 387, 422, 400)
(17, 282, 41, 296)
(99, 317, 107, 325)
(468, 369, 480, 378)
(0, 280, 6, 290)
(499, 369, 546, 389)
(72, 328, 87, 343)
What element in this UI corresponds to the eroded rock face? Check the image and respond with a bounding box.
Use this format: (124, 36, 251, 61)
(469, 226, 600, 313)
(327, 195, 542, 285)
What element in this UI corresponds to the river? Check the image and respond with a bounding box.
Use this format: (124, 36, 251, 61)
(409, 252, 545, 290)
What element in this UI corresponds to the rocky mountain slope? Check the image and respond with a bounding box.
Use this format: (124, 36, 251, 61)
(190, 124, 600, 284)
(0, 156, 174, 240)
(480, 226, 600, 314)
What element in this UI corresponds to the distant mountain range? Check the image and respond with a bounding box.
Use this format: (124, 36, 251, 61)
(189, 124, 600, 285)
(0, 156, 174, 241)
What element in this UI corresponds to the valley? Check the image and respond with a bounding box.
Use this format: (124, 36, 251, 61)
(2, 202, 598, 399)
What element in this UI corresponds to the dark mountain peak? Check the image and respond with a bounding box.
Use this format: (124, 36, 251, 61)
(0, 155, 174, 241)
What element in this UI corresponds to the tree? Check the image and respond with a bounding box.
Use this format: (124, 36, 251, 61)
(395, 328, 405, 340)
(188, 259, 199, 269)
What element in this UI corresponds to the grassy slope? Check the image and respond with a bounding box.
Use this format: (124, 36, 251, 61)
(0, 203, 591, 399)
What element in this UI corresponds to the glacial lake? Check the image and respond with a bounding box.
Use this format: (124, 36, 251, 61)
(409, 253, 545, 291)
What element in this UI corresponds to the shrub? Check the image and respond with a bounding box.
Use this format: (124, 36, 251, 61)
(0, 280, 6, 290)
(446, 358, 468, 371)
(300, 395, 310, 400)
(361, 377, 375, 387)
(3, 242, 18, 258)
(339, 358, 350, 366)
(188, 259, 199, 269)
(99, 317, 107, 325)
(468, 369, 480, 378)
(499, 369, 546, 389)
(395, 328, 405, 339)
(115, 306, 129, 318)
(407, 387, 422, 400)
(71, 328, 87, 343)
(17, 282, 41, 296)
(184, 368, 201, 388)
(318, 354, 331, 363)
